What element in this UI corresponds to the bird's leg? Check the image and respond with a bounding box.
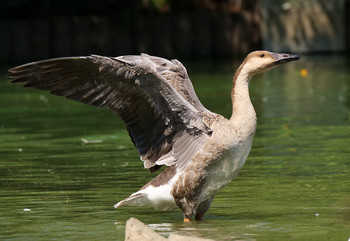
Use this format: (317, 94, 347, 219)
(174, 198, 196, 222)
(172, 168, 204, 223)
(195, 213, 205, 221)
(182, 206, 195, 222)
(183, 205, 195, 222)
(194, 197, 214, 221)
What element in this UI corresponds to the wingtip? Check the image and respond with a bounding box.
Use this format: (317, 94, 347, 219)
(8, 66, 21, 79)
(8, 71, 23, 83)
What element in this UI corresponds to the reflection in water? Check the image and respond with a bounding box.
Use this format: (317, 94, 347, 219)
(147, 222, 174, 237)
(1, 55, 350, 240)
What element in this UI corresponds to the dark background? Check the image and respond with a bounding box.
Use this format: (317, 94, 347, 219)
(1, 0, 349, 64)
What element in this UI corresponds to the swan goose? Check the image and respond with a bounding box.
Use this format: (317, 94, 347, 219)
(9, 50, 300, 222)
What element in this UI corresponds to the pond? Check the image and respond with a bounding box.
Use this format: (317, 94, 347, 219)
(1, 55, 349, 240)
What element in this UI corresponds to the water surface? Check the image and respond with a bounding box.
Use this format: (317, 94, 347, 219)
(1, 55, 349, 240)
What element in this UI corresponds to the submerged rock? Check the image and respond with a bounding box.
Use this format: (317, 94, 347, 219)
(124, 217, 214, 241)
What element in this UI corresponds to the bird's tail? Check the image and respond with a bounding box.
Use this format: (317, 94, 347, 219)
(114, 192, 148, 208)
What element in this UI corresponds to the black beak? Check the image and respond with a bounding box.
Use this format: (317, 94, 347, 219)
(273, 53, 300, 64)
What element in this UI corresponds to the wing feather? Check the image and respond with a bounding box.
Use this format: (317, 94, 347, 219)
(9, 54, 214, 172)
(118, 54, 210, 113)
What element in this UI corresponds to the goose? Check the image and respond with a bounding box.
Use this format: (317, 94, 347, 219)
(9, 50, 299, 222)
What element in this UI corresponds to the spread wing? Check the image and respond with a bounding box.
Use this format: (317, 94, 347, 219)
(117, 54, 210, 113)
(8, 54, 214, 173)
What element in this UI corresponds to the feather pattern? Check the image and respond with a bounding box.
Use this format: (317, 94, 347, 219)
(8, 54, 215, 172)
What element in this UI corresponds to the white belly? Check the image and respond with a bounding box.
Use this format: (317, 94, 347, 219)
(200, 138, 253, 202)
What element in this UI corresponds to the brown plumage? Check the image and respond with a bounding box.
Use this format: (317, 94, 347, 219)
(8, 51, 299, 221)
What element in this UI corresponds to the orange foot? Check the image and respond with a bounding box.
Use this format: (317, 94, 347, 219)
(183, 218, 191, 222)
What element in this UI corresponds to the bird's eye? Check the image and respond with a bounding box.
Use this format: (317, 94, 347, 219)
(260, 54, 265, 58)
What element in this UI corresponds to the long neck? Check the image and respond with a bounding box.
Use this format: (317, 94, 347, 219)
(229, 63, 256, 128)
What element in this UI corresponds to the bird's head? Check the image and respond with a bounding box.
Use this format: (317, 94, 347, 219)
(242, 50, 300, 76)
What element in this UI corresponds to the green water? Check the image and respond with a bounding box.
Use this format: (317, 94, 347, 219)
(1, 55, 349, 240)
